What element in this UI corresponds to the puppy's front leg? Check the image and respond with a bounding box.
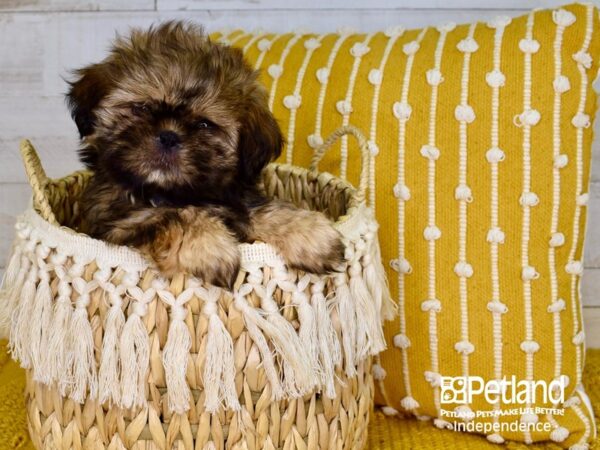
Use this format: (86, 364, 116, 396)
(249, 201, 345, 273)
(105, 207, 240, 288)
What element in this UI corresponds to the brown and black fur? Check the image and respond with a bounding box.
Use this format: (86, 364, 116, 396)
(67, 22, 344, 288)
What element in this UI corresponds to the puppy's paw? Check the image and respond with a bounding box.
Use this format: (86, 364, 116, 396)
(277, 212, 346, 274)
(291, 229, 345, 274)
(145, 209, 241, 289)
(178, 228, 241, 289)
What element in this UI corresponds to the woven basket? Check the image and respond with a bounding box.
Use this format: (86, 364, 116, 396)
(0, 125, 393, 450)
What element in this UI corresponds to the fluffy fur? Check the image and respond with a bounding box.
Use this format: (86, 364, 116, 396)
(67, 22, 344, 288)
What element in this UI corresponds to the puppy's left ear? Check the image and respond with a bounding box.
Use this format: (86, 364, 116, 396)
(237, 87, 283, 183)
(66, 63, 112, 138)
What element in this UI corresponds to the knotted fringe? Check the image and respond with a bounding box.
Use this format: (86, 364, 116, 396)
(233, 283, 316, 399)
(98, 281, 126, 405)
(159, 287, 194, 414)
(30, 263, 53, 383)
(5, 219, 389, 414)
(365, 228, 397, 321)
(67, 277, 98, 403)
(0, 224, 31, 295)
(248, 267, 318, 397)
(119, 285, 154, 409)
(259, 270, 324, 394)
(311, 279, 341, 398)
(197, 285, 240, 413)
(0, 259, 20, 340)
(289, 276, 321, 378)
(234, 286, 283, 400)
(362, 254, 383, 333)
(204, 312, 239, 411)
(0, 233, 29, 338)
(1, 261, 30, 340)
(163, 315, 191, 413)
(334, 274, 357, 377)
(9, 265, 38, 368)
(349, 261, 387, 362)
(2, 239, 25, 291)
(46, 264, 73, 392)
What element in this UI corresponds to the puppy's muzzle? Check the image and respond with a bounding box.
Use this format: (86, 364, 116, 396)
(157, 130, 181, 152)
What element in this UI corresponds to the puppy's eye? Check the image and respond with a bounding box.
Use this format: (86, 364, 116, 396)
(131, 103, 150, 116)
(197, 118, 216, 129)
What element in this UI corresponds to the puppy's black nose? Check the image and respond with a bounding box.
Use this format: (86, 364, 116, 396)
(157, 130, 181, 150)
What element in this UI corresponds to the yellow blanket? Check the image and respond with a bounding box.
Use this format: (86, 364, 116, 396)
(2, 342, 598, 449)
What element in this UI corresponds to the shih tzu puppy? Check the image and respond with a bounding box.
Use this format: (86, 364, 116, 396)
(67, 22, 344, 288)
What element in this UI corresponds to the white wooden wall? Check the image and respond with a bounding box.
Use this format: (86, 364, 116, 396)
(2, 0, 600, 345)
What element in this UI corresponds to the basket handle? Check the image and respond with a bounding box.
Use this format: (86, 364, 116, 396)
(20, 139, 58, 225)
(309, 125, 369, 204)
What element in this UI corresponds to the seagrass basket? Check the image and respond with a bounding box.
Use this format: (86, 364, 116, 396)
(0, 125, 393, 450)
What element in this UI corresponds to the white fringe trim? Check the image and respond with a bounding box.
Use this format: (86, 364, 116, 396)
(234, 282, 317, 399)
(29, 260, 53, 383)
(311, 278, 342, 398)
(365, 221, 397, 321)
(119, 285, 154, 409)
(9, 265, 38, 369)
(193, 283, 241, 413)
(157, 283, 195, 414)
(0, 225, 30, 338)
(67, 277, 99, 403)
(98, 283, 126, 405)
(335, 273, 357, 377)
(0, 205, 390, 413)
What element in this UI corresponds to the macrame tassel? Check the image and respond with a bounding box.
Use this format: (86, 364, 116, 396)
(67, 278, 98, 403)
(1, 224, 30, 290)
(119, 310, 149, 408)
(248, 268, 318, 398)
(0, 229, 27, 295)
(349, 262, 386, 361)
(362, 255, 383, 328)
(9, 264, 37, 368)
(290, 276, 320, 377)
(365, 227, 397, 321)
(30, 264, 54, 383)
(0, 248, 25, 340)
(154, 284, 195, 414)
(163, 303, 192, 414)
(0, 236, 31, 340)
(268, 292, 317, 396)
(98, 284, 125, 405)
(201, 286, 240, 412)
(46, 264, 73, 391)
(119, 285, 154, 409)
(311, 280, 341, 398)
(334, 274, 357, 377)
(234, 284, 284, 400)
(234, 283, 315, 399)
(2, 248, 22, 293)
(204, 314, 238, 411)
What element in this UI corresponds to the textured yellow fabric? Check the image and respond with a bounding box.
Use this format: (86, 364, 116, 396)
(2, 344, 599, 449)
(0, 342, 34, 450)
(211, 4, 600, 446)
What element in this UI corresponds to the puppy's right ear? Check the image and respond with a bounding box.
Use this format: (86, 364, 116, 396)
(66, 64, 111, 138)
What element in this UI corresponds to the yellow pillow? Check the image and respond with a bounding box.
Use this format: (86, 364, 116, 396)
(216, 3, 599, 446)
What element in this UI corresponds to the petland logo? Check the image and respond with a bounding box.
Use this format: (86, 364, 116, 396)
(440, 376, 566, 405)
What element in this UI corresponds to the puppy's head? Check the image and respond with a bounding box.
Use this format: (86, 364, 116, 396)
(67, 22, 282, 195)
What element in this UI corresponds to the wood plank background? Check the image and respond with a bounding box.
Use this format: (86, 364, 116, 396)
(1, 0, 600, 345)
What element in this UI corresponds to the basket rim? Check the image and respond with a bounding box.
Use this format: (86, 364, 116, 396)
(20, 162, 372, 271)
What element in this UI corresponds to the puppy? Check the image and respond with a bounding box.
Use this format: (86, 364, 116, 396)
(67, 22, 344, 288)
